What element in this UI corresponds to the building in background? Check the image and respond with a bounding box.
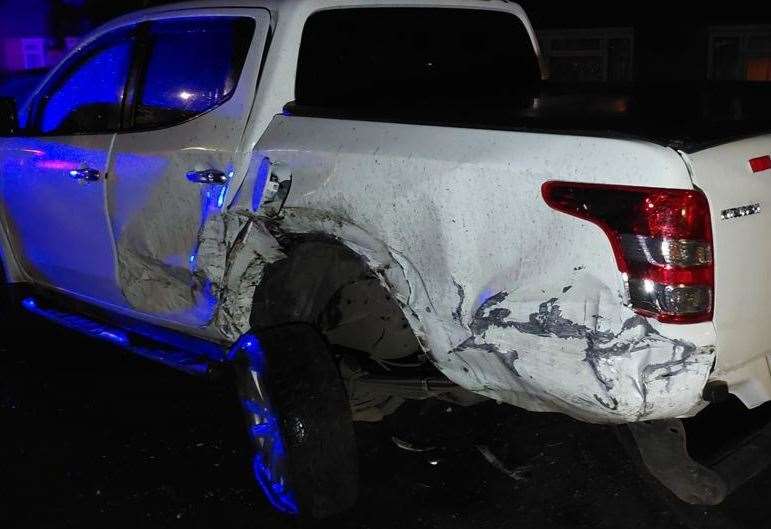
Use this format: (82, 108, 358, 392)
(538, 23, 771, 83)
(709, 26, 771, 81)
(0, 0, 71, 73)
(538, 27, 634, 82)
(523, 0, 771, 83)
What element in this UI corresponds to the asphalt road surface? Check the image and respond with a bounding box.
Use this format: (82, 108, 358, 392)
(2, 318, 771, 529)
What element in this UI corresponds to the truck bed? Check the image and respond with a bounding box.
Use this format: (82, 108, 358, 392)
(285, 82, 771, 153)
(255, 111, 720, 424)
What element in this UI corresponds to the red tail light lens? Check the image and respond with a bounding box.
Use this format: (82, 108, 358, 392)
(542, 181, 713, 324)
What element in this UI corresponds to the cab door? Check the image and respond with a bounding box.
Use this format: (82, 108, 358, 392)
(0, 26, 136, 306)
(107, 10, 270, 328)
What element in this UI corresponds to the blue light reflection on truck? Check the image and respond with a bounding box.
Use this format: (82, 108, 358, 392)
(187, 168, 232, 280)
(41, 42, 133, 134)
(229, 334, 300, 515)
(252, 157, 272, 211)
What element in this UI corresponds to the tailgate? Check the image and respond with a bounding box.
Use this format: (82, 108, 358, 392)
(688, 135, 771, 407)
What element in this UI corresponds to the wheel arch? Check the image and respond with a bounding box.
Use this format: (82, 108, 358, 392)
(248, 233, 430, 360)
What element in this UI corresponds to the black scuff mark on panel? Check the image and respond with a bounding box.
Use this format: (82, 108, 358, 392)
(450, 337, 522, 378)
(451, 278, 465, 324)
(469, 292, 515, 335)
(463, 293, 708, 416)
(451, 336, 499, 355)
(636, 340, 704, 417)
(511, 298, 598, 340)
(453, 292, 523, 377)
(593, 393, 619, 411)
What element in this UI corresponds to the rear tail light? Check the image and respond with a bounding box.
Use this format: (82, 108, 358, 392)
(542, 182, 713, 324)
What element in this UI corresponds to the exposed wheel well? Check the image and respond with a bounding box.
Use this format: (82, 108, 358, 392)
(249, 237, 422, 361)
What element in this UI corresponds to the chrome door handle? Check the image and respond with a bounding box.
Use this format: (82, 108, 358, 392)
(69, 167, 101, 181)
(186, 169, 229, 185)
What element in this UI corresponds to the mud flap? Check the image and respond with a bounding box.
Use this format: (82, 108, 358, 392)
(628, 417, 771, 505)
(628, 420, 727, 505)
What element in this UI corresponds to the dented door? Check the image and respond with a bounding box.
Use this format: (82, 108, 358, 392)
(106, 10, 270, 328)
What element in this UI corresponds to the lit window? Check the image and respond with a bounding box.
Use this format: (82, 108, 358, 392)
(538, 28, 634, 83)
(709, 26, 771, 81)
(21, 38, 45, 69)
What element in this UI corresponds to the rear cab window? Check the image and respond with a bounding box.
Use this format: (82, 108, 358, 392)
(294, 8, 540, 119)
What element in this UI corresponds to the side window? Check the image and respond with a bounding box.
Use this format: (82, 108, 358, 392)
(134, 17, 255, 129)
(32, 28, 134, 135)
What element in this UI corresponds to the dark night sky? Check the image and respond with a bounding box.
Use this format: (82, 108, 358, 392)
(51, 0, 771, 83)
(66, 0, 771, 30)
(519, 1, 771, 28)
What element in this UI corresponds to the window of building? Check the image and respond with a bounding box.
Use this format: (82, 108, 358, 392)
(20, 38, 45, 69)
(710, 26, 771, 81)
(538, 28, 634, 83)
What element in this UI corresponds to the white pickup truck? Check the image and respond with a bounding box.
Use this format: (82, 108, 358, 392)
(2, 0, 771, 519)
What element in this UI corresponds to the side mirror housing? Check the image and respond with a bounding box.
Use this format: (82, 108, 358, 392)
(0, 97, 19, 136)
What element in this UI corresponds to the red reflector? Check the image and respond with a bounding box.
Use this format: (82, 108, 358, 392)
(749, 155, 771, 173)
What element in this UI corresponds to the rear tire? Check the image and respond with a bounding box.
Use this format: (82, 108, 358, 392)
(232, 324, 359, 520)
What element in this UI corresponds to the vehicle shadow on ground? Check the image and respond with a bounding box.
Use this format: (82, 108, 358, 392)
(1, 322, 769, 529)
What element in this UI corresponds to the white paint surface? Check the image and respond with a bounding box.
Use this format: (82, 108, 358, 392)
(3, 0, 768, 424)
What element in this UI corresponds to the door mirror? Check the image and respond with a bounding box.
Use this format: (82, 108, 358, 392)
(0, 97, 19, 136)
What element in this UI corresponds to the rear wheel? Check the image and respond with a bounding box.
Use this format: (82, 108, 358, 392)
(232, 324, 359, 520)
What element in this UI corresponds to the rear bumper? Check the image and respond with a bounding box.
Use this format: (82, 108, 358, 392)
(713, 354, 771, 411)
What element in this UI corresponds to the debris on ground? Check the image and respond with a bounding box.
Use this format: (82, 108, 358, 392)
(476, 445, 530, 481)
(391, 436, 437, 453)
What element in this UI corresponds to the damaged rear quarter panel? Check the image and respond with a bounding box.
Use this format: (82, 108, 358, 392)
(222, 116, 717, 423)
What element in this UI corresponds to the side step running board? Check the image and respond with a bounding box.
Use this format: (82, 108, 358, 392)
(22, 297, 221, 377)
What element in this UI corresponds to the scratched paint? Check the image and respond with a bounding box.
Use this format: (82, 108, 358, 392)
(0, 0, 728, 425)
(227, 115, 718, 424)
(114, 113, 719, 424)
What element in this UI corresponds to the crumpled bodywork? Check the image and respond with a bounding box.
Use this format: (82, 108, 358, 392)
(0, 1, 720, 424)
(113, 113, 719, 424)
(188, 203, 715, 424)
(237, 116, 718, 424)
(448, 278, 715, 422)
(196, 211, 285, 341)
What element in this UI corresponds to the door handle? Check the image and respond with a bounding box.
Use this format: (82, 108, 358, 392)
(69, 167, 101, 181)
(186, 169, 229, 185)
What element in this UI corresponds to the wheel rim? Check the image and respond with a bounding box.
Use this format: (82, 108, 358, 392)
(233, 334, 299, 515)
